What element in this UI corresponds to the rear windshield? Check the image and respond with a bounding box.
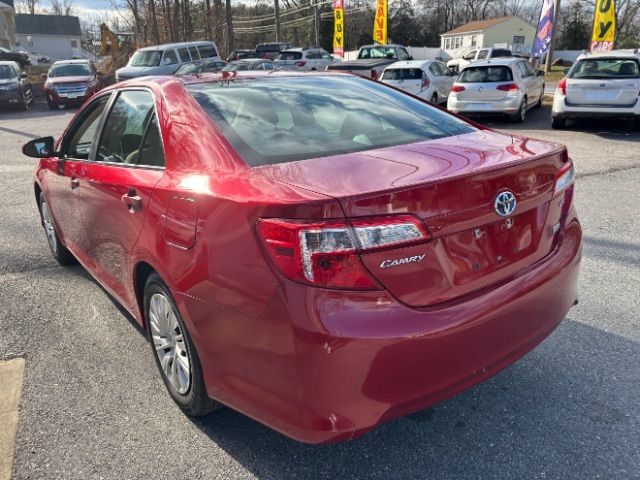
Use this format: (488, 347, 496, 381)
(358, 46, 397, 59)
(130, 50, 162, 67)
(278, 52, 302, 60)
(49, 63, 92, 77)
(188, 76, 475, 167)
(256, 44, 282, 53)
(459, 66, 513, 83)
(570, 58, 640, 79)
(381, 68, 422, 81)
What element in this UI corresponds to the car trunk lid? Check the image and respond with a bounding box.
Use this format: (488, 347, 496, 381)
(257, 130, 569, 307)
(565, 78, 640, 106)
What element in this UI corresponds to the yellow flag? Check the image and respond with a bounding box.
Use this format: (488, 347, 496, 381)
(333, 0, 344, 58)
(591, 0, 616, 51)
(373, 0, 387, 45)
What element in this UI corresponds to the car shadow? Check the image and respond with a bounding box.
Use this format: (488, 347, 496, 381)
(184, 319, 639, 479)
(0, 101, 77, 121)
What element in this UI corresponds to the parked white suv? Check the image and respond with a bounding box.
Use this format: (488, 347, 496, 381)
(274, 48, 340, 71)
(447, 58, 545, 123)
(381, 60, 455, 104)
(551, 50, 640, 129)
(447, 48, 513, 74)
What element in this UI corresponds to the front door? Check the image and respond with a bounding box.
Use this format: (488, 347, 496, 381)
(72, 89, 165, 307)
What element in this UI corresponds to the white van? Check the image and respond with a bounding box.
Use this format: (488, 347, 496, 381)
(116, 41, 220, 82)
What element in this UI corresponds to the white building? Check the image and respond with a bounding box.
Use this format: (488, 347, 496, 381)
(440, 16, 535, 59)
(14, 13, 82, 60)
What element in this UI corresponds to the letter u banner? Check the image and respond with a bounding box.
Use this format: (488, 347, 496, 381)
(591, 0, 616, 51)
(373, 0, 387, 45)
(333, 0, 344, 58)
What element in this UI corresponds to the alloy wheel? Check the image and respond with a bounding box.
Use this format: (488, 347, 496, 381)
(40, 200, 58, 254)
(149, 293, 191, 395)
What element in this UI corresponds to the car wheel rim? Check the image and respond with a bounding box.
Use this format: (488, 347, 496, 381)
(520, 103, 526, 121)
(41, 201, 58, 254)
(149, 293, 191, 395)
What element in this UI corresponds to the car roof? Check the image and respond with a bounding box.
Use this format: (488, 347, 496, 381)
(576, 49, 640, 60)
(385, 60, 437, 69)
(360, 44, 405, 49)
(51, 59, 92, 65)
(463, 57, 522, 68)
(138, 41, 216, 51)
(0, 60, 20, 67)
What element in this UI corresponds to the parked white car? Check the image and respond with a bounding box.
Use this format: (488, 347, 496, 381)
(274, 48, 340, 71)
(551, 50, 640, 129)
(380, 60, 455, 104)
(446, 47, 513, 74)
(447, 58, 545, 122)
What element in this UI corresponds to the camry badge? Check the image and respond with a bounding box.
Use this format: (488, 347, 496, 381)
(494, 191, 517, 217)
(379, 254, 426, 269)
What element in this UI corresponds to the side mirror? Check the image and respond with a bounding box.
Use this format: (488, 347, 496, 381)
(537, 70, 545, 77)
(22, 137, 56, 158)
(563, 67, 570, 75)
(20, 72, 28, 79)
(41, 73, 47, 80)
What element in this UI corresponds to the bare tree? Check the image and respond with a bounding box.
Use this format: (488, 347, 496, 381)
(50, 0, 75, 16)
(20, 0, 39, 14)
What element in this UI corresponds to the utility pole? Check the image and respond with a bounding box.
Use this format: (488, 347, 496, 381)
(275, 0, 281, 42)
(545, 0, 561, 73)
(314, 0, 320, 48)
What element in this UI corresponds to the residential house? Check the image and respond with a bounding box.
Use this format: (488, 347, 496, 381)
(440, 16, 535, 59)
(0, 0, 16, 49)
(14, 13, 82, 59)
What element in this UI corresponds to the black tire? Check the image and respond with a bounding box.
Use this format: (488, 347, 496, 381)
(535, 86, 544, 109)
(551, 116, 566, 129)
(39, 192, 75, 265)
(512, 98, 527, 123)
(144, 273, 218, 417)
(430, 93, 438, 104)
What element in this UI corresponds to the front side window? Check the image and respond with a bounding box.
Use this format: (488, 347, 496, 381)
(130, 50, 162, 67)
(63, 95, 110, 159)
(459, 66, 514, 83)
(462, 51, 477, 60)
(398, 49, 410, 60)
(178, 48, 190, 61)
(188, 76, 474, 167)
(96, 90, 160, 166)
(163, 49, 178, 65)
(476, 49, 489, 60)
(570, 58, 640, 79)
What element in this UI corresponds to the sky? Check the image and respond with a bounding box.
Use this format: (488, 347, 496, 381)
(38, 0, 116, 18)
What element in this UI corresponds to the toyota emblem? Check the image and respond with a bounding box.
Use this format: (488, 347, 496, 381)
(494, 191, 517, 217)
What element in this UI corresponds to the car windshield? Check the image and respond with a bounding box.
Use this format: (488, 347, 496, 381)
(49, 64, 92, 77)
(188, 76, 475, 167)
(278, 52, 302, 60)
(570, 58, 640, 79)
(175, 62, 203, 74)
(0, 47, 10, 53)
(381, 68, 422, 81)
(459, 66, 513, 83)
(358, 47, 397, 59)
(130, 50, 163, 67)
(0, 65, 17, 79)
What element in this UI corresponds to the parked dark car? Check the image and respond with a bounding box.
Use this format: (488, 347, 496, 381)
(0, 61, 33, 110)
(0, 47, 29, 69)
(221, 59, 277, 71)
(226, 49, 259, 62)
(174, 59, 228, 75)
(43, 59, 103, 110)
(255, 42, 294, 60)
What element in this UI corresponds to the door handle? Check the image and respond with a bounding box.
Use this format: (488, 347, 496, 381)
(121, 191, 143, 213)
(70, 177, 80, 190)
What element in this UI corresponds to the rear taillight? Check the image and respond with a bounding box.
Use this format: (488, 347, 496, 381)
(370, 69, 378, 80)
(295, 61, 306, 67)
(451, 84, 465, 92)
(257, 215, 429, 290)
(497, 83, 519, 92)
(554, 162, 575, 195)
(421, 74, 430, 90)
(558, 77, 567, 96)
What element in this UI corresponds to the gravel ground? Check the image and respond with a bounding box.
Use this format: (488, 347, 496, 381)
(0, 102, 639, 480)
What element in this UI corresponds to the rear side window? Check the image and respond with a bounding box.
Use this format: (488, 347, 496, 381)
(188, 46, 200, 60)
(178, 48, 190, 61)
(492, 49, 512, 58)
(381, 68, 422, 81)
(278, 52, 302, 60)
(570, 58, 640, 79)
(163, 49, 178, 65)
(63, 95, 110, 159)
(198, 44, 217, 58)
(476, 50, 489, 60)
(188, 76, 474, 167)
(459, 66, 513, 83)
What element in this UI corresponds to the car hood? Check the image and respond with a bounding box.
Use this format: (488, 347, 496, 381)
(47, 75, 93, 84)
(255, 130, 563, 199)
(328, 58, 395, 69)
(117, 65, 160, 77)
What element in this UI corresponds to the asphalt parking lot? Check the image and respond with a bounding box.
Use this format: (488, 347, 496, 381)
(1, 103, 639, 480)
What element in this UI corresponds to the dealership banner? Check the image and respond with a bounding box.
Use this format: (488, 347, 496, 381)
(373, 0, 387, 45)
(531, 0, 555, 58)
(591, 0, 616, 51)
(333, 0, 344, 58)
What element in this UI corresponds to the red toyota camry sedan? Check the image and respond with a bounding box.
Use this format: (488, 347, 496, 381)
(23, 72, 581, 443)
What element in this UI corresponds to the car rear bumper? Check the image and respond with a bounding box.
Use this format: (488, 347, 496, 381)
(552, 95, 640, 119)
(181, 216, 582, 444)
(448, 95, 522, 115)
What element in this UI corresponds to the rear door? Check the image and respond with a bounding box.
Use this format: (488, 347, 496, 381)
(71, 89, 165, 307)
(566, 58, 640, 106)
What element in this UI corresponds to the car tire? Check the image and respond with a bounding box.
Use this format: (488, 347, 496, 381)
(512, 99, 526, 123)
(144, 273, 219, 417)
(39, 192, 75, 265)
(430, 93, 438, 104)
(551, 116, 566, 129)
(535, 87, 544, 109)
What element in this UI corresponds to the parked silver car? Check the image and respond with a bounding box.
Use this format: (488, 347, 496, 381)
(274, 48, 340, 71)
(447, 58, 545, 122)
(551, 50, 640, 129)
(381, 60, 455, 104)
